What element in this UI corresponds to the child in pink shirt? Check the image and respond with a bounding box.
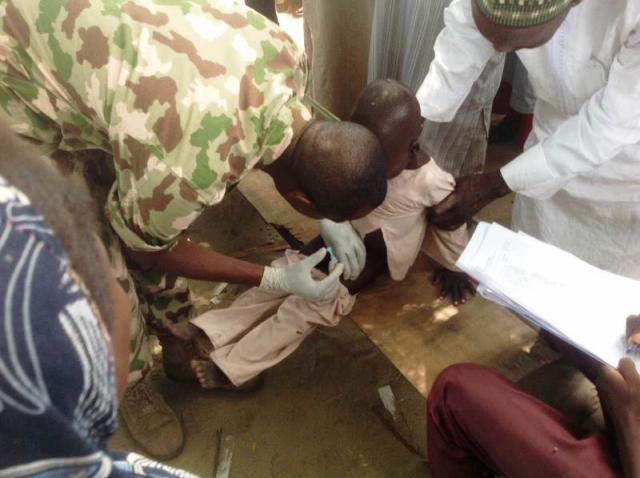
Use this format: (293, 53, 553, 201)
(306, 79, 474, 303)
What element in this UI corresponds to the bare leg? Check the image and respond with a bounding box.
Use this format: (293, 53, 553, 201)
(166, 322, 199, 341)
(300, 235, 326, 257)
(341, 230, 387, 294)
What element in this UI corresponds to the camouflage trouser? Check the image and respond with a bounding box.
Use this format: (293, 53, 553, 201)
(107, 236, 195, 383)
(50, 150, 197, 382)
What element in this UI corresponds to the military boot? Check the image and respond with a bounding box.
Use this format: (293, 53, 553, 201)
(119, 372, 185, 460)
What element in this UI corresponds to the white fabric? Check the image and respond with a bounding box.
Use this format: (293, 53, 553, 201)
(416, 0, 496, 122)
(352, 161, 468, 280)
(418, 0, 640, 278)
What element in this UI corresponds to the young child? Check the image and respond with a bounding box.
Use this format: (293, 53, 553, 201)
(303, 79, 473, 303)
(338, 79, 474, 303)
(170, 80, 474, 390)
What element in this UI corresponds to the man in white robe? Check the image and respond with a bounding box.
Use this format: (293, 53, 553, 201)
(421, 0, 640, 280)
(420, 2, 640, 475)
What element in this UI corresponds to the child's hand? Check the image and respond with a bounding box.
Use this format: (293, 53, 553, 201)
(432, 268, 476, 305)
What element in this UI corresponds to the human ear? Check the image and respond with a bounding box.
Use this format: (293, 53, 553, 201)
(282, 189, 324, 219)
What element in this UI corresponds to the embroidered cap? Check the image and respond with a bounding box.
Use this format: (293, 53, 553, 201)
(475, 0, 573, 27)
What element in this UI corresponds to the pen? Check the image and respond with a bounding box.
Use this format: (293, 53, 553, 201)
(626, 343, 637, 355)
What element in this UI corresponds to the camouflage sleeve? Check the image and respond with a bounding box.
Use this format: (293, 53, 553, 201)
(105, 166, 206, 252)
(258, 96, 312, 165)
(102, 72, 311, 254)
(245, 44, 312, 166)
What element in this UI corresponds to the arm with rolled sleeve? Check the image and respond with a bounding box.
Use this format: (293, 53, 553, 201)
(416, 0, 496, 121)
(502, 28, 640, 199)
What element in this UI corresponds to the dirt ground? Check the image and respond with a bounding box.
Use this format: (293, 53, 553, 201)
(112, 321, 429, 477)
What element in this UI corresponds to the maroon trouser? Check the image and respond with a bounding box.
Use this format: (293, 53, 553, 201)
(427, 364, 622, 478)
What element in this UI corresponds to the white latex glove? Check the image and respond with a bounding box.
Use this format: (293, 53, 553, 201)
(319, 219, 366, 280)
(260, 248, 345, 303)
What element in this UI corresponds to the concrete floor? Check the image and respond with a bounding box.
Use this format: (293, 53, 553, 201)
(109, 140, 540, 477)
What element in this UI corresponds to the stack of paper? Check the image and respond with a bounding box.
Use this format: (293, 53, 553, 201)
(457, 222, 640, 368)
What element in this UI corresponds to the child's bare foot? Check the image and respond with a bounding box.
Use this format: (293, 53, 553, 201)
(190, 360, 264, 392)
(190, 359, 223, 389)
(167, 323, 214, 358)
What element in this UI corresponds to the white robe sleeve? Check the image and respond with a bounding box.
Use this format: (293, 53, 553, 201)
(416, 0, 496, 122)
(501, 28, 640, 199)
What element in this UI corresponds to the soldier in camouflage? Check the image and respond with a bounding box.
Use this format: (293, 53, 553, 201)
(0, 0, 387, 459)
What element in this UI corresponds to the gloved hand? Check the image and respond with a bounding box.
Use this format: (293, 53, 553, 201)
(260, 248, 345, 303)
(318, 219, 366, 280)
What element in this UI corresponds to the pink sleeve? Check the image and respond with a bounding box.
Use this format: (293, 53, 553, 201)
(420, 159, 457, 207)
(419, 160, 468, 269)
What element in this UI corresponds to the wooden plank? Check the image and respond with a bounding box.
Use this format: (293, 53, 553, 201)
(349, 254, 546, 398)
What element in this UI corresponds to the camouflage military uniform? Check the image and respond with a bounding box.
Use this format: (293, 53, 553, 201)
(0, 0, 311, 378)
